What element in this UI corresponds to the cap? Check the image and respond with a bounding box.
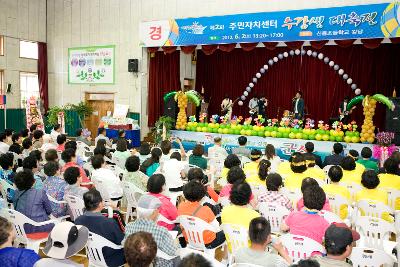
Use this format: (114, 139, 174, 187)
(43, 221, 89, 259)
(332, 222, 360, 241)
(325, 223, 360, 251)
(137, 194, 162, 210)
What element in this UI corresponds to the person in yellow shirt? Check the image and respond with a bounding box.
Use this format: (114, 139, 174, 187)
(277, 152, 302, 177)
(378, 158, 400, 210)
(355, 170, 392, 222)
(218, 154, 241, 186)
(303, 154, 326, 181)
(284, 154, 309, 189)
(340, 156, 362, 185)
(245, 159, 271, 186)
(323, 166, 351, 219)
(348, 149, 365, 174)
(243, 149, 262, 179)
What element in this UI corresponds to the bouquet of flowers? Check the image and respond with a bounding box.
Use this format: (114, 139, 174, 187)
(291, 119, 303, 129)
(304, 118, 315, 129)
(254, 115, 265, 127)
(373, 132, 397, 167)
(210, 115, 219, 124)
(199, 113, 207, 123)
(189, 115, 196, 122)
(243, 117, 253, 125)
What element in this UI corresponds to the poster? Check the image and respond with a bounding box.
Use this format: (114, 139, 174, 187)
(140, 2, 400, 46)
(68, 45, 115, 84)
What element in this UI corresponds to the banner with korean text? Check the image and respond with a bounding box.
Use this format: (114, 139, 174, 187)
(140, 2, 400, 47)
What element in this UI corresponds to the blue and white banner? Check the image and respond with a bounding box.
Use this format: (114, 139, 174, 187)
(140, 2, 400, 47)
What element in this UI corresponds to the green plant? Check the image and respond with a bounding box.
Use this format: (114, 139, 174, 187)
(153, 116, 175, 144)
(47, 101, 93, 128)
(47, 106, 71, 126)
(66, 101, 94, 128)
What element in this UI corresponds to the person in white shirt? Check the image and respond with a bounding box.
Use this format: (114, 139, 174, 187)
(94, 128, 112, 147)
(158, 152, 188, 192)
(50, 124, 62, 144)
(263, 144, 281, 173)
(207, 137, 228, 159)
(41, 134, 57, 152)
(0, 133, 10, 154)
(91, 155, 123, 200)
(159, 138, 186, 164)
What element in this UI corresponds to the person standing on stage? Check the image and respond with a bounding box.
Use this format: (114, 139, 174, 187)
(258, 97, 268, 120)
(292, 91, 304, 120)
(221, 95, 233, 122)
(339, 96, 355, 124)
(248, 96, 259, 118)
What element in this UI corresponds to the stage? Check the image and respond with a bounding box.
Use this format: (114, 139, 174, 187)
(170, 130, 374, 161)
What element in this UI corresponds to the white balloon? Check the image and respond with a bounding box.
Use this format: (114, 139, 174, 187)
(329, 61, 334, 67)
(263, 65, 268, 70)
(256, 73, 261, 78)
(273, 57, 278, 62)
(334, 65, 340, 70)
(238, 101, 243, 106)
(295, 49, 300, 55)
(347, 78, 353, 84)
(355, 88, 361, 95)
(307, 50, 312, 56)
(312, 52, 318, 57)
(301, 50, 306, 55)
(246, 87, 251, 92)
(351, 84, 357, 90)
(253, 78, 258, 83)
(324, 57, 329, 63)
(283, 52, 289, 57)
(278, 54, 283, 59)
(260, 68, 265, 74)
(318, 53, 324, 59)
(289, 50, 295, 56)
(241, 95, 246, 101)
(268, 59, 274, 65)
(243, 91, 249, 96)
(343, 74, 348, 80)
(249, 83, 254, 88)
(338, 69, 344, 75)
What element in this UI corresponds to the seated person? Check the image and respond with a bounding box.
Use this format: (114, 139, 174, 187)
(64, 166, 89, 199)
(50, 124, 62, 144)
(0, 153, 15, 201)
(91, 155, 123, 200)
(112, 129, 129, 145)
(340, 156, 362, 185)
(207, 137, 228, 158)
(188, 144, 208, 170)
(263, 144, 281, 173)
(179, 254, 211, 267)
(188, 167, 219, 204)
(160, 139, 182, 164)
(312, 223, 359, 267)
(303, 154, 325, 181)
(323, 166, 351, 219)
(76, 128, 92, 146)
(8, 133, 23, 155)
(243, 149, 262, 179)
(22, 138, 33, 158)
(56, 134, 67, 152)
(232, 136, 251, 158)
(348, 149, 365, 174)
(323, 143, 344, 167)
(32, 130, 44, 149)
(75, 189, 125, 267)
(284, 154, 309, 189)
(304, 142, 322, 168)
(123, 155, 148, 192)
(0, 132, 10, 154)
(219, 154, 241, 184)
(61, 149, 90, 185)
(124, 195, 179, 267)
(22, 155, 44, 190)
(13, 170, 54, 234)
(124, 232, 157, 267)
(140, 148, 162, 177)
(43, 162, 68, 217)
(137, 142, 151, 164)
(281, 185, 330, 244)
(277, 152, 302, 177)
(296, 178, 330, 211)
(0, 216, 40, 266)
(112, 139, 134, 163)
(65, 141, 85, 167)
(178, 181, 226, 249)
(378, 158, 400, 208)
(246, 159, 271, 186)
(40, 134, 57, 153)
(235, 217, 291, 266)
(147, 174, 178, 231)
(357, 147, 378, 172)
(95, 127, 112, 147)
(45, 149, 59, 163)
(258, 173, 293, 211)
(162, 152, 188, 192)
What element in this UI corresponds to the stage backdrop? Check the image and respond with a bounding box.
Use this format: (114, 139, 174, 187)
(195, 43, 400, 130)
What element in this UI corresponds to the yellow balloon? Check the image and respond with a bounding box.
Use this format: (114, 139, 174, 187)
(367, 137, 375, 143)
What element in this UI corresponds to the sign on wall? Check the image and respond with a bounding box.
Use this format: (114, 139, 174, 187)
(68, 45, 115, 84)
(140, 2, 400, 47)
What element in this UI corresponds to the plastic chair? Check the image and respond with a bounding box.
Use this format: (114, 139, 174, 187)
(209, 157, 225, 178)
(180, 247, 225, 267)
(318, 210, 343, 224)
(355, 216, 396, 250)
(258, 202, 290, 233)
(356, 200, 393, 220)
(280, 234, 325, 264)
(46, 194, 70, 221)
(281, 188, 302, 209)
(230, 263, 264, 267)
(383, 188, 400, 210)
(249, 184, 267, 200)
(0, 208, 57, 253)
(86, 232, 123, 267)
(64, 194, 85, 221)
(350, 247, 395, 267)
(339, 182, 362, 201)
(76, 141, 94, 158)
(178, 215, 223, 257)
(322, 165, 334, 175)
(122, 181, 144, 224)
(326, 193, 350, 219)
(167, 190, 184, 206)
(220, 223, 249, 264)
(0, 179, 15, 205)
(239, 156, 251, 168)
(111, 155, 126, 169)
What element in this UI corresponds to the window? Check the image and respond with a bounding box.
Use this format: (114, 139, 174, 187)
(19, 40, 38, 59)
(20, 72, 39, 108)
(0, 36, 4, 56)
(0, 70, 3, 94)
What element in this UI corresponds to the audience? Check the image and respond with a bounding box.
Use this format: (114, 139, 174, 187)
(22, 137, 33, 157)
(0, 216, 40, 266)
(207, 137, 228, 158)
(281, 185, 330, 243)
(61, 149, 90, 185)
(29, 124, 38, 138)
(348, 149, 365, 174)
(8, 133, 23, 155)
(95, 128, 112, 147)
(13, 170, 54, 234)
(75, 189, 125, 267)
(0, 132, 10, 154)
(45, 149, 59, 163)
(91, 155, 123, 200)
(178, 253, 211, 267)
(296, 178, 330, 212)
(56, 134, 67, 152)
(246, 159, 271, 186)
(188, 144, 208, 169)
(340, 156, 362, 185)
(243, 149, 263, 179)
(235, 217, 291, 266)
(50, 124, 62, 143)
(32, 130, 45, 149)
(4, 129, 13, 145)
(113, 139, 133, 163)
(292, 259, 320, 267)
(124, 232, 157, 267)
(264, 144, 281, 173)
(219, 166, 246, 199)
(137, 142, 151, 164)
(284, 153, 308, 189)
(40, 134, 57, 153)
(147, 174, 178, 230)
(76, 128, 92, 146)
(0, 153, 15, 185)
(22, 155, 44, 190)
(357, 147, 378, 172)
(43, 161, 68, 217)
(378, 158, 400, 209)
(187, 167, 219, 204)
(112, 129, 128, 144)
(258, 173, 293, 211)
(161, 152, 188, 192)
(304, 142, 322, 168)
(123, 155, 148, 192)
(323, 143, 344, 167)
(64, 166, 88, 199)
(232, 136, 251, 158)
(21, 128, 29, 140)
(303, 153, 325, 181)
(124, 194, 179, 267)
(140, 147, 162, 176)
(220, 154, 241, 183)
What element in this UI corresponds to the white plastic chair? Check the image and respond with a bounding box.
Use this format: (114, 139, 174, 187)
(318, 210, 343, 224)
(350, 247, 395, 267)
(46, 194, 70, 221)
(281, 188, 302, 209)
(86, 232, 123, 267)
(383, 188, 400, 210)
(167, 190, 184, 206)
(209, 157, 225, 179)
(322, 165, 334, 175)
(0, 179, 15, 205)
(122, 181, 144, 224)
(111, 155, 126, 169)
(258, 202, 290, 233)
(220, 223, 249, 264)
(180, 247, 225, 267)
(239, 156, 251, 168)
(249, 184, 267, 200)
(76, 141, 94, 158)
(356, 200, 393, 220)
(339, 182, 362, 201)
(0, 208, 57, 253)
(178, 215, 223, 256)
(355, 216, 396, 250)
(64, 194, 85, 221)
(280, 234, 325, 264)
(326, 193, 350, 219)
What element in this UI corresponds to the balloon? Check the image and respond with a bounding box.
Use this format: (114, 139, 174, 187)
(343, 74, 348, 79)
(338, 69, 344, 75)
(295, 49, 300, 55)
(246, 87, 251, 92)
(241, 95, 246, 100)
(243, 91, 249, 96)
(318, 53, 324, 59)
(260, 68, 265, 74)
(253, 78, 258, 83)
(324, 57, 329, 63)
(355, 89, 361, 95)
(249, 83, 254, 88)
(283, 52, 289, 57)
(347, 78, 353, 84)
(312, 51, 317, 57)
(329, 61, 334, 67)
(238, 101, 243, 106)
(263, 65, 268, 70)
(301, 50, 306, 55)
(307, 50, 312, 56)
(334, 65, 340, 70)
(268, 59, 274, 65)
(256, 73, 261, 78)
(346, 95, 365, 110)
(273, 57, 278, 62)
(289, 50, 295, 56)
(278, 53, 283, 59)
(351, 84, 357, 90)
(371, 93, 395, 110)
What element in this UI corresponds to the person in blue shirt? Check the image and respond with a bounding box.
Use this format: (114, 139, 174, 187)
(140, 148, 162, 177)
(22, 155, 44, 190)
(0, 216, 40, 267)
(0, 153, 15, 201)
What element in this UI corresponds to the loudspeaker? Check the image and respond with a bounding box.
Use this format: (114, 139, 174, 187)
(128, 59, 138, 72)
(6, 83, 11, 93)
(386, 97, 400, 145)
(164, 96, 178, 122)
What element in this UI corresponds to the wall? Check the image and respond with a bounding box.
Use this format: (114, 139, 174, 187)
(0, 0, 47, 109)
(46, 0, 390, 136)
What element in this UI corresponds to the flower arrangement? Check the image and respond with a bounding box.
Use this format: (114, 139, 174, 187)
(231, 116, 243, 125)
(189, 115, 197, 122)
(291, 119, 303, 129)
(210, 115, 219, 124)
(199, 113, 207, 123)
(373, 132, 397, 167)
(304, 118, 315, 129)
(243, 117, 253, 125)
(254, 115, 265, 127)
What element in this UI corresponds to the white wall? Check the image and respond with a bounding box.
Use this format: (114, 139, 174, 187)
(0, 0, 47, 108)
(46, 0, 390, 135)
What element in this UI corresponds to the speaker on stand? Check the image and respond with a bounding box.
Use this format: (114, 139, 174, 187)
(385, 97, 400, 145)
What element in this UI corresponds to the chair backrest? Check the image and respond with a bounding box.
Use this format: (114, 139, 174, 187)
(239, 156, 251, 168)
(92, 179, 111, 202)
(322, 165, 334, 175)
(112, 155, 126, 169)
(64, 194, 85, 221)
(350, 247, 395, 267)
(249, 184, 267, 200)
(179, 215, 218, 251)
(355, 216, 395, 250)
(209, 157, 225, 178)
(383, 187, 400, 210)
(86, 232, 123, 267)
(76, 141, 93, 158)
(356, 200, 393, 219)
(339, 182, 362, 201)
(318, 210, 343, 224)
(122, 181, 144, 208)
(180, 247, 225, 267)
(280, 234, 325, 263)
(220, 224, 249, 254)
(326, 193, 350, 218)
(219, 196, 231, 207)
(281, 188, 302, 208)
(0, 208, 32, 241)
(258, 202, 290, 233)
(0, 179, 14, 200)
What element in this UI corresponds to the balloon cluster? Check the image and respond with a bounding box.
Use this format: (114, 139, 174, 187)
(175, 91, 188, 130)
(237, 49, 361, 106)
(360, 96, 377, 143)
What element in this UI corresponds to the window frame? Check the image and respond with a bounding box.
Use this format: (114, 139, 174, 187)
(19, 71, 40, 108)
(19, 40, 38, 60)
